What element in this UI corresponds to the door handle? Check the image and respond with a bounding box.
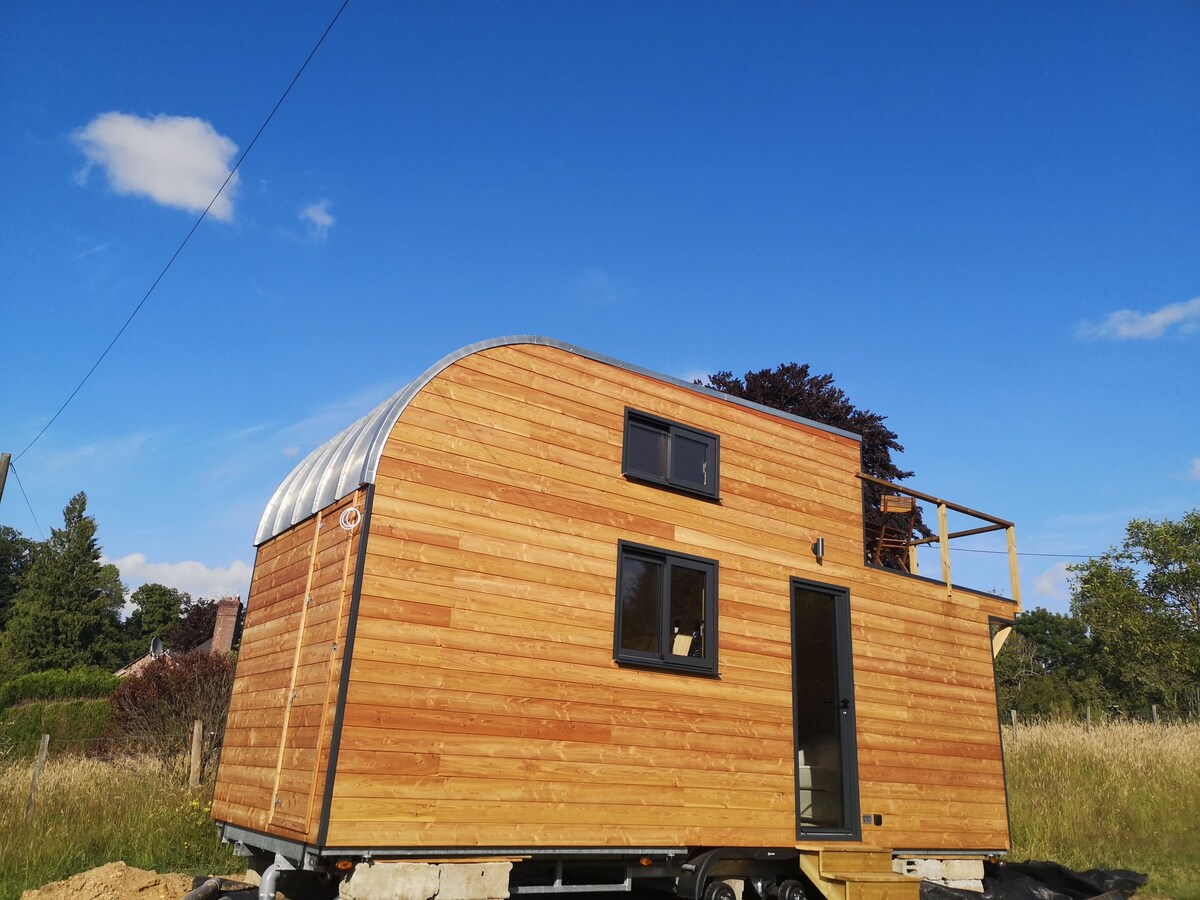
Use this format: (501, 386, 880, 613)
(839, 698, 851, 716)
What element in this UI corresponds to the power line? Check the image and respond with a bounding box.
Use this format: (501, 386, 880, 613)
(8, 464, 45, 540)
(14, 0, 352, 464)
(950, 547, 1094, 559)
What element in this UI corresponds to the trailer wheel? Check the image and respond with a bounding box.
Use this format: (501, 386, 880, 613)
(703, 881, 737, 900)
(777, 879, 808, 900)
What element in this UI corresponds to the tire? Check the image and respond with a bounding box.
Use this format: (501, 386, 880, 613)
(778, 879, 808, 900)
(703, 881, 738, 900)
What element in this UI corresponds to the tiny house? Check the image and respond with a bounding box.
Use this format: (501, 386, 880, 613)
(212, 336, 1020, 900)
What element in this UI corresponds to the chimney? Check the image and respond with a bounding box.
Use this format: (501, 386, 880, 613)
(211, 596, 241, 655)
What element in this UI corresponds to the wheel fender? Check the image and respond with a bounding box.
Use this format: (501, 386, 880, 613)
(676, 848, 799, 900)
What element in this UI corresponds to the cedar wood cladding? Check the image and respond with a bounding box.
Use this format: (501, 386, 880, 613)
(212, 339, 1013, 854)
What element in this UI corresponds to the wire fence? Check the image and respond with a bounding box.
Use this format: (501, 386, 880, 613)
(0, 721, 223, 787)
(1004, 702, 1200, 730)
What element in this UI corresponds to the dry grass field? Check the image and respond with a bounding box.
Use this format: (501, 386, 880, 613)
(0, 753, 239, 900)
(1004, 720, 1200, 900)
(1, 724, 1197, 899)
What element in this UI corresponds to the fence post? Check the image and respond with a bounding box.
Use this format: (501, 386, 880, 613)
(25, 734, 50, 824)
(189, 719, 203, 790)
(1086, 704, 1091, 731)
(1152, 705, 1159, 726)
(1010, 709, 1018, 732)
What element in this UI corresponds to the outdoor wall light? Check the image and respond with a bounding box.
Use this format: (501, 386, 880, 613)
(812, 537, 825, 562)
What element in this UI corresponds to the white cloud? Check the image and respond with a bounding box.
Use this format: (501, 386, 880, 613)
(1076, 296, 1200, 341)
(74, 112, 239, 220)
(1188, 458, 1200, 481)
(72, 242, 110, 261)
(1033, 561, 1071, 602)
(570, 267, 632, 307)
(39, 432, 156, 473)
(107, 552, 252, 601)
(300, 199, 335, 240)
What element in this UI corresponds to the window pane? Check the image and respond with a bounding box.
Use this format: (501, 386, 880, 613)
(668, 565, 707, 659)
(619, 556, 662, 653)
(627, 421, 667, 477)
(672, 434, 709, 487)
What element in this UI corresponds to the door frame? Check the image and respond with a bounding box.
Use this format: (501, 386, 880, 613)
(790, 576, 861, 841)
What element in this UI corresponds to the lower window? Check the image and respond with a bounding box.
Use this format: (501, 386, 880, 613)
(614, 541, 718, 675)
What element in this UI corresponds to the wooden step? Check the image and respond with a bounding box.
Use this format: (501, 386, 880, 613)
(819, 848, 895, 876)
(797, 849, 922, 900)
(843, 879, 921, 900)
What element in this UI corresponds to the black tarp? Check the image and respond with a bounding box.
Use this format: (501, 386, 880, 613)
(920, 861, 1148, 900)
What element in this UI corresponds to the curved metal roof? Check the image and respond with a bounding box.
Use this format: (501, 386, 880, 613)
(254, 335, 861, 545)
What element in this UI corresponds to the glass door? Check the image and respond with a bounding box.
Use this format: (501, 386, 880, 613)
(791, 578, 860, 839)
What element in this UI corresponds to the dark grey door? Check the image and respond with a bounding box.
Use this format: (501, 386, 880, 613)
(791, 578, 860, 840)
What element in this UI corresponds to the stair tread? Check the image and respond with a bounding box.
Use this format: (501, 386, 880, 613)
(826, 872, 916, 883)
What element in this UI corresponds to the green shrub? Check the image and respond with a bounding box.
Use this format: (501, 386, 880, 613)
(0, 667, 120, 710)
(0, 699, 110, 757)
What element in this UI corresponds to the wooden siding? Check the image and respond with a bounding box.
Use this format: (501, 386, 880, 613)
(213, 490, 363, 842)
(307, 343, 1014, 852)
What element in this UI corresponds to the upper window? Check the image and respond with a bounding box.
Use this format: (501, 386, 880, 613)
(614, 541, 718, 676)
(622, 409, 720, 499)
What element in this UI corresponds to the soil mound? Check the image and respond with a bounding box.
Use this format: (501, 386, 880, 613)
(19, 861, 199, 899)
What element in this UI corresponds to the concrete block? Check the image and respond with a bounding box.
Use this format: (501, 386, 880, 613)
(437, 863, 513, 900)
(341, 862, 440, 900)
(920, 859, 944, 881)
(893, 859, 942, 880)
(944, 879, 984, 893)
(942, 860, 985, 881)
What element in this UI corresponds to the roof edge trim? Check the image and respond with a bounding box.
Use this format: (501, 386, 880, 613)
(254, 335, 861, 545)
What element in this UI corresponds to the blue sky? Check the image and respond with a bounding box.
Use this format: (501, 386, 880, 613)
(2, 1, 1197, 616)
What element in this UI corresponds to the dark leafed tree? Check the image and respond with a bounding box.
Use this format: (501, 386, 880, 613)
(163, 596, 221, 652)
(701, 362, 929, 556)
(0, 492, 126, 676)
(0, 525, 35, 630)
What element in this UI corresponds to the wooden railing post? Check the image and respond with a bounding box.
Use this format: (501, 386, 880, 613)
(937, 503, 951, 596)
(189, 719, 203, 790)
(25, 734, 50, 824)
(1006, 525, 1022, 606)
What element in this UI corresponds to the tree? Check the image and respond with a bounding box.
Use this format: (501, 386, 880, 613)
(163, 596, 221, 652)
(1070, 510, 1200, 715)
(125, 583, 187, 651)
(0, 492, 126, 677)
(702, 362, 929, 554)
(993, 608, 1108, 718)
(0, 525, 35, 630)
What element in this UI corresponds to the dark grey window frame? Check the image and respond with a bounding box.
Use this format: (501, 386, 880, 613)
(622, 408, 720, 500)
(613, 540, 719, 676)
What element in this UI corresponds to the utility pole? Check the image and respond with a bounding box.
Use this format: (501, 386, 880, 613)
(0, 452, 10, 505)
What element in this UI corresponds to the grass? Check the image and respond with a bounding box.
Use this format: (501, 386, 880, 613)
(2, 725, 1197, 900)
(1004, 720, 1200, 900)
(0, 752, 240, 900)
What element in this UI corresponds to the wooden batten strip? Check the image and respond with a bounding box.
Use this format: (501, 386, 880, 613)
(267, 512, 322, 831)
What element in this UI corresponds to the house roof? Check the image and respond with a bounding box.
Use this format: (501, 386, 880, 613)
(254, 335, 862, 546)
